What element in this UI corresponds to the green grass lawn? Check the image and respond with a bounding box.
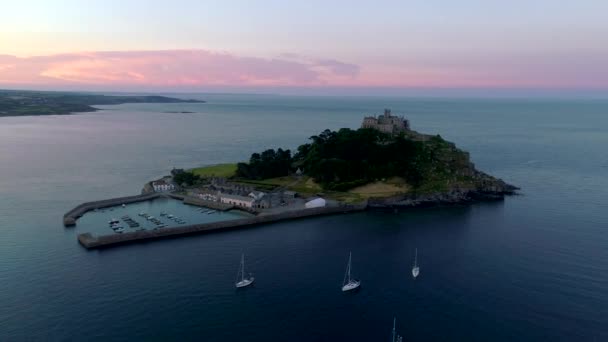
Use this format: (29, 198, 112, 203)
(190, 163, 238, 178)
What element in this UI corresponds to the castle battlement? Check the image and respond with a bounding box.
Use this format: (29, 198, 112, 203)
(361, 109, 410, 135)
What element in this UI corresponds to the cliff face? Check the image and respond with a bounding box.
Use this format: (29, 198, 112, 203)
(367, 130, 518, 208)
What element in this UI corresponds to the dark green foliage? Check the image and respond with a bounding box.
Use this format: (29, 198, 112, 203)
(173, 171, 200, 186)
(235, 148, 293, 179)
(297, 128, 425, 189)
(236, 127, 444, 191)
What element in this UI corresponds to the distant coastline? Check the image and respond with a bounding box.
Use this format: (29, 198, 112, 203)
(0, 89, 204, 117)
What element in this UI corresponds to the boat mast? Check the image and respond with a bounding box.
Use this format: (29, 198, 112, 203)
(347, 252, 352, 282)
(343, 252, 352, 286)
(414, 248, 418, 268)
(240, 254, 245, 282)
(392, 317, 396, 342)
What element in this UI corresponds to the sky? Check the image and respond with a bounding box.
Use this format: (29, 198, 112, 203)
(1, 0, 607, 96)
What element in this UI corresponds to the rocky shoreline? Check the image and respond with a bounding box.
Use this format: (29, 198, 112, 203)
(368, 175, 518, 209)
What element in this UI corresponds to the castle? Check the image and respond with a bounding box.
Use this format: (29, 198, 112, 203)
(361, 109, 410, 135)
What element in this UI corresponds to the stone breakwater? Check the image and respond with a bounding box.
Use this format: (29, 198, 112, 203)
(63, 193, 161, 226)
(78, 204, 366, 249)
(71, 178, 517, 249)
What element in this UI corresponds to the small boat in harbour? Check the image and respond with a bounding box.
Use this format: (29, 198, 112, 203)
(235, 254, 255, 288)
(341, 252, 361, 292)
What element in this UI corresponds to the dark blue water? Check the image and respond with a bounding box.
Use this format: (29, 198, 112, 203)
(0, 95, 607, 341)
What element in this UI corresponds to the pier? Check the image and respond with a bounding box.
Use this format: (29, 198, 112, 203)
(77, 204, 366, 249)
(63, 193, 161, 226)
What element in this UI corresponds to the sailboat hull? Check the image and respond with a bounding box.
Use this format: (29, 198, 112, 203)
(235, 277, 255, 288)
(412, 267, 420, 278)
(341, 280, 361, 292)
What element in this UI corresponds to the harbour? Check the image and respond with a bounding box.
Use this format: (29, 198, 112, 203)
(78, 204, 365, 248)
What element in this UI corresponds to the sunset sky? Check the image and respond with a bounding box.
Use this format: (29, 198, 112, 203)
(1, 0, 607, 95)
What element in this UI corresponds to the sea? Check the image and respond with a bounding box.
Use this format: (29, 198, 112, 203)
(0, 94, 607, 341)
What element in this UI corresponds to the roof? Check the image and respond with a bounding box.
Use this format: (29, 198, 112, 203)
(153, 180, 170, 186)
(220, 193, 255, 202)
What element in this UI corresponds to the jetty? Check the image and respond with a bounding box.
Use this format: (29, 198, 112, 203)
(77, 204, 365, 249)
(63, 193, 162, 226)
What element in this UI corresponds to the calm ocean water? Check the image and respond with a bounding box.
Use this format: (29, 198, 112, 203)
(0, 94, 607, 341)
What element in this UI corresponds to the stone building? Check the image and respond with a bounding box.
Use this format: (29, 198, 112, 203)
(220, 193, 255, 208)
(152, 179, 175, 192)
(361, 109, 410, 135)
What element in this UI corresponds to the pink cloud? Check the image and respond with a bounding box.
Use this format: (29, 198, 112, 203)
(0, 49, 606, 90)
(0, 50, 359, 87)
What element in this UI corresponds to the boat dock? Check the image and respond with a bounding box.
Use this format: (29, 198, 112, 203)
(63, 193, 161, 226)
(77, 204, 366, 249)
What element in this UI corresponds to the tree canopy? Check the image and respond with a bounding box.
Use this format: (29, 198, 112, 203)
(234, 128, 444, 191)
(235, 148, 293, 180)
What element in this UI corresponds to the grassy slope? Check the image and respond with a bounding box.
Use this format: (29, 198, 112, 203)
(190, 163, 238, 178)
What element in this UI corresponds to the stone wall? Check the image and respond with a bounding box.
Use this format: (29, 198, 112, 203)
(78, 204, 366, 249)
(63, 193, 161, 226)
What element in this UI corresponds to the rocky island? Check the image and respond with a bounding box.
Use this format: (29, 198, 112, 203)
(0, 89, 204, 117)
(184, 108, 517, 209)
(72, 109, 517, 249)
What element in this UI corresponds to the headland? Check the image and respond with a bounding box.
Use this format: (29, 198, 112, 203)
(0, 89, 204, 117)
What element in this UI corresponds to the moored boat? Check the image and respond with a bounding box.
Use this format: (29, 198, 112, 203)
(342, 252, 361, 292)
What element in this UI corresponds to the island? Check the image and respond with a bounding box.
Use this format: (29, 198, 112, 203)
(0, 89, 204, 117)
(178, 108, 517, 208)
(70, 109, 517, 249)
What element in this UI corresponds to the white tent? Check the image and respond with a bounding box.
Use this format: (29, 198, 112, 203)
(305, 198, 326, 209)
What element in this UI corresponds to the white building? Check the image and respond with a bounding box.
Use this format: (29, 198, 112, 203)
(220, 193, 255, 208)
(152, 179, 175, 192)
(305, 197, 326, 209)
(192, 189, 219, 202)
(248, 191, 266, 200)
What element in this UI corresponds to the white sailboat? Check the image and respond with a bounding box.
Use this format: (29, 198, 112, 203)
(235, 254, 254, 288)
(412, 248, 420, 279)
(341, 252, 361, 292)
(392, 317, 403, 342)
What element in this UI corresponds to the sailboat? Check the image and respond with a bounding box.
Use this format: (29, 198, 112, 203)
(412, 248, 420, 279)
(391, 317, 403, 342)
(341, 252, 361, 292)
(235, 254, 254, 288)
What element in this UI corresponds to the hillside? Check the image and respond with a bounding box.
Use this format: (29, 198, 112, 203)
(234, 127, 517, 204)
(0, 89, 204, 117)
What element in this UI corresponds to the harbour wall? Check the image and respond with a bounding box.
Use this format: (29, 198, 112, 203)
(78, 204, 366, 249)
(63, 193, 162, 226)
